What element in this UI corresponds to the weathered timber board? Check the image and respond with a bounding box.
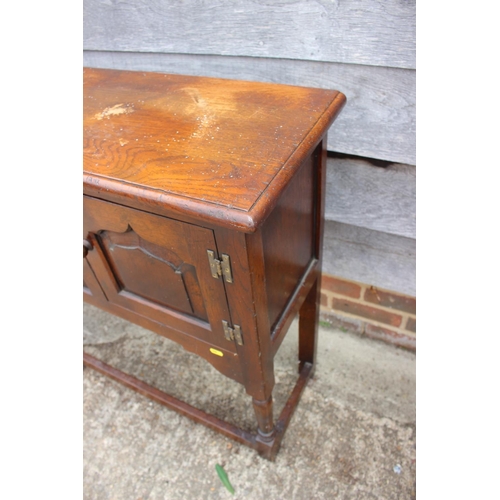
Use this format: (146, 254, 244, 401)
(322, 221, 416, 297)
(83, 0, 415, 70)
(325, 158, 416, 239)
(83, 51, 416, 165)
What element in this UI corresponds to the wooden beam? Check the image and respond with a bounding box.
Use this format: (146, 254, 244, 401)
(322, 221, 416, 296)
(325, 157, 416, 239)
(84, 0, 415, 69)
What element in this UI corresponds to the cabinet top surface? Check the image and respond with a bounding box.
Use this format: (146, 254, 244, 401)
(84, 68, 345, 228)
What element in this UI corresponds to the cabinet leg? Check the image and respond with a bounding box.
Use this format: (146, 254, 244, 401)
(298, 276, 320, 374)
(252, 395, 275, 443)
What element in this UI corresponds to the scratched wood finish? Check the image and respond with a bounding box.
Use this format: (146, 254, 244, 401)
(84, 68, 345, 230)
(83, 0, 415, 69)
(83, 51, 416, 165)
(83, 69, 346, 458)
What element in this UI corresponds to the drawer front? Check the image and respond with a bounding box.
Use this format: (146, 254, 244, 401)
(83, 196, 234, 352)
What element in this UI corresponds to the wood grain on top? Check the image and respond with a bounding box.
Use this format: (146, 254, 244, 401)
(84, 68, 345, 228)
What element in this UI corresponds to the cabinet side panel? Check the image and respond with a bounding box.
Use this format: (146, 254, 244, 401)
(261, 153, 315, 331)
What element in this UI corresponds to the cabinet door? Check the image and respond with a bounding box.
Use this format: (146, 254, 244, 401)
(83, 196, 234, 351)
(83, 256, 107, 301)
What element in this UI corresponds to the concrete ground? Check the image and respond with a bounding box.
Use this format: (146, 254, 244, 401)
(83, 303, 416, 499)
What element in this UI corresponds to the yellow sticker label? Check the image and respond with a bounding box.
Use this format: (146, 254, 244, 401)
(209, 348, 224, 357)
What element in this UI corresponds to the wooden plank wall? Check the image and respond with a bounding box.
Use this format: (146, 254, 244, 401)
(83, 0, 416, 297)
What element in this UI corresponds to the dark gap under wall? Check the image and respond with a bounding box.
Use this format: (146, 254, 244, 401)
(327, 151, 394, 169)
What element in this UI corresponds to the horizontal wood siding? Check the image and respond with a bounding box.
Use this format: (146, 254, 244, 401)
(84, 0, 415, 70)
(83, 51, 416, 165)
(325, 157, 416, 239)
(83, 0, 416, 297)
(323, 221, 416, 297)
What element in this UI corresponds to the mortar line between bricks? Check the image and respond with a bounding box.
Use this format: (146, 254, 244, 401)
(321, 273, 416, 302)
(320, 308, 416, 339)
(400, 313, 410, 331)
(323, 290, 416, 316)
(329, 297, 405, 324)
(320, 300, 404, 326)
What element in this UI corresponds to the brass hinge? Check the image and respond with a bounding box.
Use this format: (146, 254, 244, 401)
(207, 250, 233, 283)
(222, 320, 244, 346)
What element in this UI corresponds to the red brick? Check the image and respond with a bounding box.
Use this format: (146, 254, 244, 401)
(406, 316, 416, 332)
(321, 275, 361, 299)
(321, 292, 329, 307)
(331, 297, 403, 327)
(363, 287, 416, 314)
(365, 323, 416, 351)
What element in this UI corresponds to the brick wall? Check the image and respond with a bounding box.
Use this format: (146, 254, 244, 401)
(320, 274, 416, 351)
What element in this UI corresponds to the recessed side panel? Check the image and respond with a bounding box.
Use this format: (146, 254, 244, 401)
(261, 152, 316, 332)
(98, 227, 208, 320)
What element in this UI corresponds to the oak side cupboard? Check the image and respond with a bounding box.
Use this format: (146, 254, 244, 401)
(83, 68, 346, 460)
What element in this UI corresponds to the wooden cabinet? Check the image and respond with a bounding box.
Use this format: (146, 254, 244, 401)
(83, 68, 346, 460)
